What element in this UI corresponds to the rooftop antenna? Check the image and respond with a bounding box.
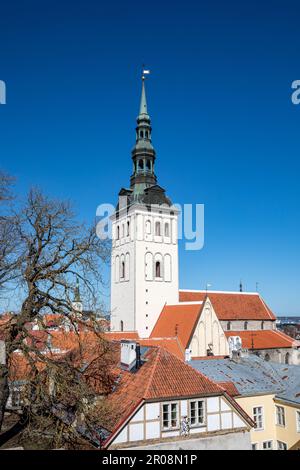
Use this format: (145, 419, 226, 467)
(206, 283, 212, 293)
(256, 282, 259, 293)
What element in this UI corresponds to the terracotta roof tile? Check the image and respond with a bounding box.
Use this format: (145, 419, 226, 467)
(150, 304, 202, 348)
(179, 291, 276, 321)
(225, 329, 300, 349)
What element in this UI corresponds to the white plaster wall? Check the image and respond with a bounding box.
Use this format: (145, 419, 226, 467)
(110, 396, 250, 448)
(189, 300, 229, 357)
(111, 206, 179, 338)
(127, 430, 252, 450)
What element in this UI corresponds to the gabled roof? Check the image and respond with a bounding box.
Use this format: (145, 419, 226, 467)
(179, 290, 276, 321)
(225, 330, 300, 350)
(150, 303, 203, 348)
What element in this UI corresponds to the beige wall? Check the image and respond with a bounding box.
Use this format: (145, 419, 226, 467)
(237, 394, 300, 450)
(274, 399, 300, 449)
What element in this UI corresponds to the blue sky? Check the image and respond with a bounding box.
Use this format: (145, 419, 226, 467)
(0, 1, 300, 315)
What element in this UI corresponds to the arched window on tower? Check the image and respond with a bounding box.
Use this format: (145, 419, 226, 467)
(227, 321, 231, 331)
(146, 159, 151, 170)
(116, 225, 120, 240)
(145, 220, 151, 234)
(121, 261, 125, 279)
(244, 321, 248, 330)
(140, 130, 144, 139)
(164, 223, 170, 237)
(127, 220, 130, 237)
(155, 221, 161, 236)
(155, 261, 161, 278)
(138, 159, 144, 171)
(145, 130, 149, 139)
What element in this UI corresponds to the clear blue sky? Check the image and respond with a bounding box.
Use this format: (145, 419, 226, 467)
(1, 1, 300, 315)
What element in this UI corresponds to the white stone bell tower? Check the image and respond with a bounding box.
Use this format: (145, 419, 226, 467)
(110, 73, 179, 338)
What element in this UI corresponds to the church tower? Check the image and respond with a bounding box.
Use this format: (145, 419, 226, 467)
(110, 73, 179, 338)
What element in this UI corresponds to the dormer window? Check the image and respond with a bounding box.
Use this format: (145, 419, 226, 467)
(244, 321, 248, 330)
(261, 321, 264, 330)
(227, 321, 231, 331)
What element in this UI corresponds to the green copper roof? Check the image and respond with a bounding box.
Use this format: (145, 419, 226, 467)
(139, 78, 148, 117)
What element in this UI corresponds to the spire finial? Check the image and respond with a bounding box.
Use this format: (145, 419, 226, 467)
(139, 67, 150, 117)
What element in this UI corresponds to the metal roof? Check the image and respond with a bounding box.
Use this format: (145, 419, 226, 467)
(191, 355, 300, 404)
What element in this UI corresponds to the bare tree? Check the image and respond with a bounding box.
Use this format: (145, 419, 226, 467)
(0, 186, 112, 446)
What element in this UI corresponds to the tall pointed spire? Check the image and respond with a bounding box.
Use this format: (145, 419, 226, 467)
(139, 77, 148, 117)
(130, 72, 157, 196)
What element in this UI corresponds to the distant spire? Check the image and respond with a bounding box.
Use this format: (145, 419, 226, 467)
(74, 276, 81, 303)
(239, 280, 243, 292)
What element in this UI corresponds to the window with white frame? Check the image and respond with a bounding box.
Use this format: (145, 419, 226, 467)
(189, 400, 205, 426)
(251, 443, 258, 450)
(276, 405, 285, 426)
(253, 406, 263, 430)
(296, 410, 300, 432)
(262, 441, 273, 450)
(277, 441, 287, 450)
(162, 403, 178, 429)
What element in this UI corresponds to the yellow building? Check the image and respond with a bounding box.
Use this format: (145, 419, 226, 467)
(191, 355, 300, 450)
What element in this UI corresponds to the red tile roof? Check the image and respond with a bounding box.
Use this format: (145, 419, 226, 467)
(101, 346, 227, 433)
(105, 332, 185, 360)
(225, 329, 300, 350)
(179, 291, 276, 321)
(217, 381, 240, 397)
(150, 303, 203, 348)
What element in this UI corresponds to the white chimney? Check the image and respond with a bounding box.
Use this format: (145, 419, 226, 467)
(228, 336, 242, 360)
(120, 340, 138, 371)
(185, 348, 192, 362)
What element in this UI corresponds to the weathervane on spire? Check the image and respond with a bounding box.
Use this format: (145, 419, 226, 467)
(142, 64, 150, 80)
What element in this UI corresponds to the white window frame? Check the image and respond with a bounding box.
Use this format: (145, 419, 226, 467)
(189, 399, 206, 427)
(253, 406, 264, 431)
(162, 402, 179, 430)
(262, 440, 273, 450)
(277, 440, 287, 450)
(296, 410, 300, 433)
(275, 405, 286, 427)
(251, 442, 259, 450)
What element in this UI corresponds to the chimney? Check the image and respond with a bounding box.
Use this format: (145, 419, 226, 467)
(185, 349, 192, 362)
(120, 340, 141, 371)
